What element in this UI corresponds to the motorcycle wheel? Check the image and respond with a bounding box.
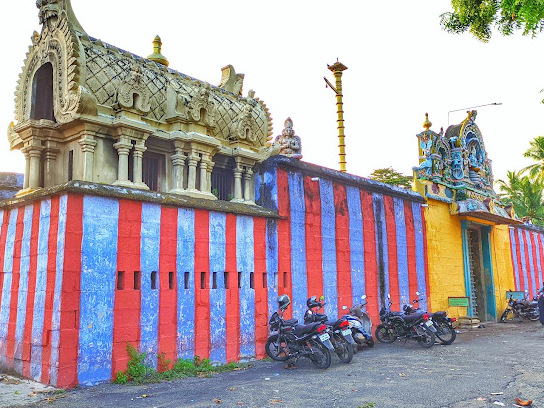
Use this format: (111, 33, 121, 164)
(375, 324, 397, 344)
(417, 328, 435, 348)
(307, 339, 331, 369)
(265, 334, 290, 361)
(434, 322, 456, 345)
(528, 313, 540, 321)
(333, 334, 353, 364)
(499, 309, 512, 323)
(366, 337, 375, 347)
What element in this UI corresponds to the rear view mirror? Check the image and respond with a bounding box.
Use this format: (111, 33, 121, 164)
(342, 305, 348, 310)
(361, 295, 367, 300)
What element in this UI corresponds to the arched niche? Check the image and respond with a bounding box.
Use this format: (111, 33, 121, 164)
(30, 62, 56, 122)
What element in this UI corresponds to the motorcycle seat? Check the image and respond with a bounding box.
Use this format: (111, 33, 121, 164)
(401, 310, 425, 323)
(432, 311, 446, 319)
(284, 318, 298, 327)
(294, 322, 321, 337)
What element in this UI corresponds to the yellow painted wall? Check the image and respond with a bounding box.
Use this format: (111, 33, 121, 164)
(424, 200, 467, 318)
(424, 200, 516, 320)
(490, 225, 515, 318)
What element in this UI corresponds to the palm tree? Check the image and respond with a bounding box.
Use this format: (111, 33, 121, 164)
(523, 136, 544, 178)
(497, 170, 544, 227)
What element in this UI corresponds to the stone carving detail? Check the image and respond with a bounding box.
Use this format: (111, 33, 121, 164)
(15, 1, 97, 126)
(166, 85, 190, 120)
(188, 83, 216, 127)
(414, 111, 494, 193)
(115, 65, 151, 113)
(275, 118, 302, 159)
(218, 65, 244, 95)
(229, 104, 260, 144)
(37, 0, 60, 26)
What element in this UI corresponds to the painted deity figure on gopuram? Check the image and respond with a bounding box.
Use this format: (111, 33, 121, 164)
(275, 117, 302, 159)
(411, 110, 518, 222)
(413, 111, 493, 192)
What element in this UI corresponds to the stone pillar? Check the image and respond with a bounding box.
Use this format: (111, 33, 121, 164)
(43, 148, 59, 187)
(206, 160, 214, 195)
(23, 151, 30, 189)
(169, 151, 186, 194)
(133, 141, 148, 189)
(28, 148, 42, 190)
(78, 135, 97, 182)
(199, 154, 209, 192)
(113, 138, 133, 187)
(243, 167, 253, 203)
(232, 159, 243, 202)
(187, 153, 200, 192)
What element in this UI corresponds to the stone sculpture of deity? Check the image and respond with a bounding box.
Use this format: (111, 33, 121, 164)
(275, 117, 302, 159)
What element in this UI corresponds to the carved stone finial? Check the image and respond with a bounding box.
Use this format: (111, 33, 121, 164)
(147, 35, 169, 67)
(37, 0, 60, 25)
(218, 65, 244, 95)
(274, 117, 302, 159)
(423, 113, 432, 130)
(36, 0, 86, 34)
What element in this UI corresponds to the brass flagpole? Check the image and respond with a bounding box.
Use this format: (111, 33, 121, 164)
(324, 60, 348, 173)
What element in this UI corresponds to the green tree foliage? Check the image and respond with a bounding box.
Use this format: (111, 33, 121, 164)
(369, 167, 413, 189)
(497, 170, 544, 226)
(441, 0, 544, 42)
(522, 135, 544, 177)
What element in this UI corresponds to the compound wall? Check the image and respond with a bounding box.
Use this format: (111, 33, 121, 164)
(0, 157, 429, 387)
(509, 225, 544, 297)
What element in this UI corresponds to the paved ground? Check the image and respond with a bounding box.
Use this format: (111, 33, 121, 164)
(2, 321, 544, 408)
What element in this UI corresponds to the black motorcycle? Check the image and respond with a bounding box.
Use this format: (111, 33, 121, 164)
(303, 296, 355, 363)
(265, 294, 335, 369)
(403, 293, 457, 345)
(375, 294, 436, 348)
(499, 290, 539, 322)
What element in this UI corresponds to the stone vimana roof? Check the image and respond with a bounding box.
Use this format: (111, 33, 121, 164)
(13, 0, 273, 152)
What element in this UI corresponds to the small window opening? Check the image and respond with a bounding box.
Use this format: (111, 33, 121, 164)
(184, 272, 189, 290)
(224, 272, 229, 289)
(68, 150, 73, 182)
(151, 271, 157, 290)
(200, 272, 206, 289)
(212, 272, 217, 289)
(117, 271, 125, 290)
(168, 272, 174, 290)
(249, 272, 254, 289)
(262, 272, 267, 289)
(134, 271, 141, 290)
(283, 272, 288, 288)
(238, 272, 242, 289)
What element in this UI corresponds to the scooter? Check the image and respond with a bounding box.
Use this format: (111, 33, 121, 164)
(343, 295, 374, 350)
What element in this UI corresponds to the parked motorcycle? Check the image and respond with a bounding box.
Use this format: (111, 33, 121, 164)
(403, 293, 457, 345)
(304, 296, 355, 363)
(344, 295, 374, 350)
(499, 290, 539, 322)
(265, 294, 335, 369)
(375, 294, 436, 348)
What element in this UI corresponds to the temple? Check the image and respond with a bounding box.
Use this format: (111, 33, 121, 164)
(1, 0, 543, 389)
(8, 0, 279, 203)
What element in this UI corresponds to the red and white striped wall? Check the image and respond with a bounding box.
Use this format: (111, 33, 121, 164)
(0, 159, 429, 387)
(509, 226, 544, 297)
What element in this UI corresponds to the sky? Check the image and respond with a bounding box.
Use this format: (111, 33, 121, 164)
(1, 0, 544, 187)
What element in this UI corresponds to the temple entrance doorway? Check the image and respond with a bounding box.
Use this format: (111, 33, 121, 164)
(462, 222, 497, 321)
